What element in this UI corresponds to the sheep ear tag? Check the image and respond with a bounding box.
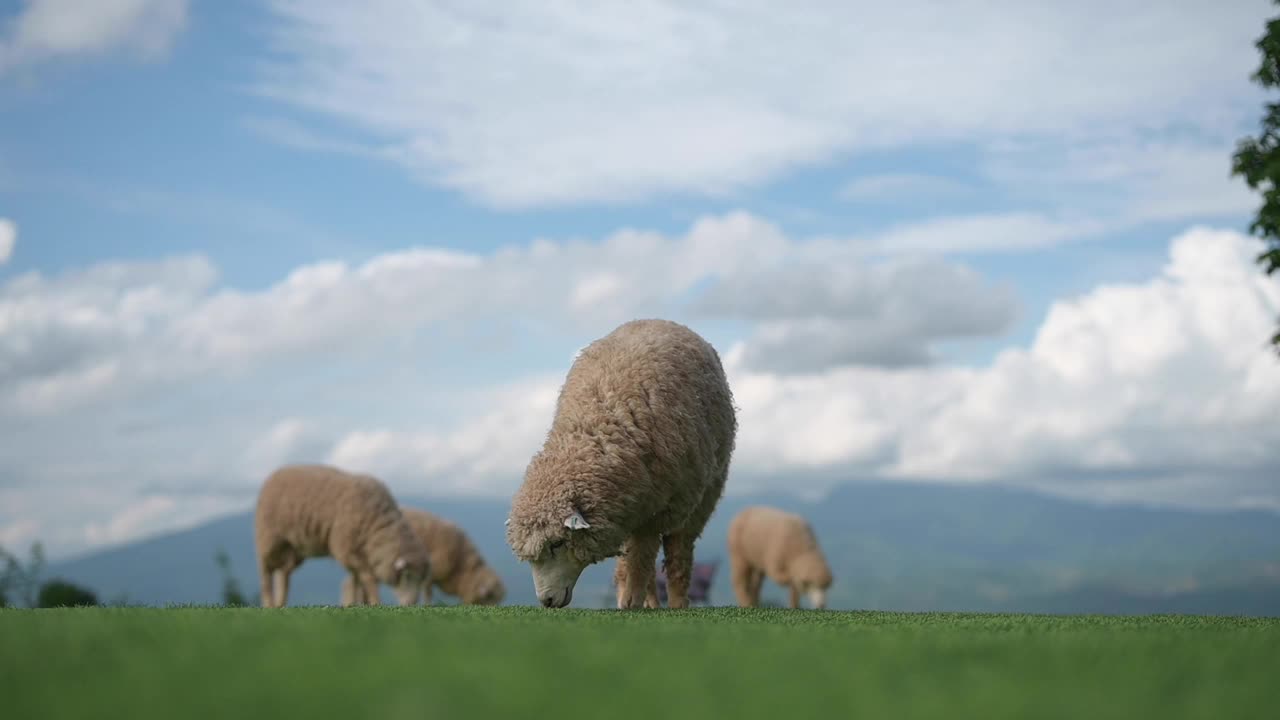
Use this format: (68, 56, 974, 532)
(504, 517, 511, 527)
(394, 557, 407, 571)
(564, 512, 591, 530)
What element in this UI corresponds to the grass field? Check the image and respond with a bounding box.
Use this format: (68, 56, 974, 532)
(2, 606, 1275, 719)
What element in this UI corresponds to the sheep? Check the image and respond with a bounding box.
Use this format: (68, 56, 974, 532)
(727, 505, 833, 609)
(254, 463, 431, 608)
(505, 318, 737, 610)
(340, 507, 506, 606)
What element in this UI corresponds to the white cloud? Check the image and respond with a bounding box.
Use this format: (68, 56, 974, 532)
(0, 218, 14, 264)
(693, 255, 1019, 371)
(242, 418, 335, 480)
(83, 495, 177, 547)
(325, 226, 1280, 512)
(254, 0, 1273, 207)
(3, 216, 1277, 559)
(327, 376, 563, 496)
(0, 211, 1022, 418)
(0, 481, 245, 558)
(0, 0, 188, 74)
(891, 227, 1280, 485)
(870, 213, 1108, 255)
(0, 209, 1026, 558)
(0, 255, 218, 414)
(982, 137, 1262, 225)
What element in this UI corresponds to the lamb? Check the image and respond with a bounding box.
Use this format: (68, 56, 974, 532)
(727, 505, 833, 609)
(254, 463, 431, 608)
(505, 318, 737, 610)
(340, 507, 506, 606)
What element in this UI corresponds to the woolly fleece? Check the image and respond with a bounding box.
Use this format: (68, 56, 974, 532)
(505, 318, 737, 610)
(341, 507, 506, 606)
(254, 463, 430, 608)
(727, 505, 833, 609)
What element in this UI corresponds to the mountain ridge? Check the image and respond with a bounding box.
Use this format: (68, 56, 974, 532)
(42, 479, 1280, 615)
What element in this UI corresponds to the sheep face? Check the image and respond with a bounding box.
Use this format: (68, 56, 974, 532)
(507, 510, 594, 608)
(791, 551, 833, 610)
(530, 544, 588, 608)
(386, 556, 429, 606)
(464, 567, 506, 606)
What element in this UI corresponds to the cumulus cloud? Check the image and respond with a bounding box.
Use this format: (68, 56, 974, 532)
(327, 226, 1280, 511)
(0, 255, 218, 414)
(891, 227, 1280, 485)
(0, 211, 1020, 417)
(0, 0, 188, 74)
(327, 377, 563, 494)
(694, 256, 1018, 371)
(0, 218, 14, 264)
(242, 418, 336, 480)
(3, 217, 1277, 559)
(253, 0, 1272, 207)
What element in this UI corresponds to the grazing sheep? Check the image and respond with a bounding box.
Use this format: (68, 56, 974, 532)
(340, 507, 506, 606)
(254, 463, 431, 608)
(727, 505, 833, 609)
(505, 318, 737, 610)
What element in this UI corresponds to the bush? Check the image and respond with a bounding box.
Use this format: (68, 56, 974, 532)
(36, 579, 98, 608)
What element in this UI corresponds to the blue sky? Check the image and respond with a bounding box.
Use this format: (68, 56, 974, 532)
(1, 0, 1279, 559)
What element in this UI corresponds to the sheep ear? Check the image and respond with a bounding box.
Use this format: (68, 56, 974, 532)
(394, 557, 407, 572)
(563, 511, 591, 530)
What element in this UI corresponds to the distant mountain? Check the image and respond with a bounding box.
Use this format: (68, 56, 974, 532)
(46, 481, 1280, 616)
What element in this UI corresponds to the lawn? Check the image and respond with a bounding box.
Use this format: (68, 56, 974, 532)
(1, 606, 1275, 719)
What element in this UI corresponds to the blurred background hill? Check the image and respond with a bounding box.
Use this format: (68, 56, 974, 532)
(43, 480, 1280, 615)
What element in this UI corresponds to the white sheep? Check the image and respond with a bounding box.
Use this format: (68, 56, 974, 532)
(505, 318, 738, 609)
(728, 505, 833, 609)
(254, 463, 431, 608)
(340, 506, 506, 606)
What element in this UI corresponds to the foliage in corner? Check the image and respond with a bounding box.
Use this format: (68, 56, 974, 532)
(1232, 0, 1280, 350)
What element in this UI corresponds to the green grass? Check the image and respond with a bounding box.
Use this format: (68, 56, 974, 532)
(2, 606, 1276, 719)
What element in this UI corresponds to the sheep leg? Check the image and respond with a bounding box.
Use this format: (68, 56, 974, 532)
(615, 533, 661, 610)
(359, 571, 381, 606)
(421, 579, 433, 606)
(341, 574, 366, 607)
(645, 573, 660, 609)
(271, 569, 292, 608)
(748, 569, 765, 605)
(258, 542, 296, 608)
(730, 555, 756, 607)
(788, 584, 801, 610)
(744, 568, 766, 606)
(258, 560, 275, 608)
(612, 559, 626, 607)
(268, 551, 301, 608)
(661, 532, 694, 610)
